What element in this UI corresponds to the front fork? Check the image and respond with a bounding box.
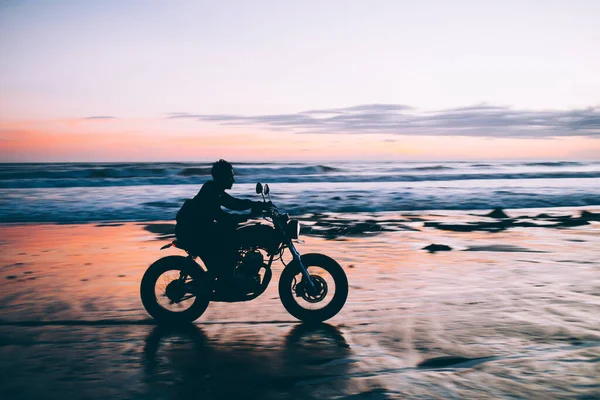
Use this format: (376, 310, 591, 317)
(287, 241, 316, 293)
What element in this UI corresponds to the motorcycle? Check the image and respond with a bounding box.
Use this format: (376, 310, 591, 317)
(140, 182, 349, 324)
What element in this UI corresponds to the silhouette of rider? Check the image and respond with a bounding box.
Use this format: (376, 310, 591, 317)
(175, 159, 268, 286)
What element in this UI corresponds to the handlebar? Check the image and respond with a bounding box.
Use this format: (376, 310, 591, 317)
(253, 183, 281, 219)
(249, 201, 276, 219)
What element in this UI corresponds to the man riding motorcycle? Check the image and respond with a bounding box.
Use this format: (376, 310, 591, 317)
(175, 159, 269, 287)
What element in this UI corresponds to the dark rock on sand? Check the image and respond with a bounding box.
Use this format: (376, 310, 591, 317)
(425, 220, 513, 232)
(143, 223, 175, 235)
(511, 221, 543, 228)
(417, 355, 496, 369)
(314, 220, 334, 227)
(352, 222, 388, 233)
(580, 210, 600, 221)
(531, 213, 583, 224)
(531, 213, 572, 220)
(486, 208, 510, 219)
(301, 220, 394, 239)
(465, 244, 548, 253)
(338, 388, 388, 400)
(553, 218, 590, 228)
(392, 223, 421, 232)
(422, 244, 453, 253)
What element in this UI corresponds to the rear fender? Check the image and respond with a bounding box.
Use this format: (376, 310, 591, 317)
(153, 255, 208, 276)
(160, 239, 185, 250)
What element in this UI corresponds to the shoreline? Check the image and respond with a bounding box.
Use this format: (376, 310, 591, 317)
(2, 204, 599, 225)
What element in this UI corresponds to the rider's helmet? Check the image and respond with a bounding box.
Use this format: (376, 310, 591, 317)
(211, 159, 235, 189)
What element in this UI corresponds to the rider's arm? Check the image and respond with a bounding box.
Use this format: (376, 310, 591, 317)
(193, 181, 250, 224)
(220, 192, 256, 211)
(215, 208, 248, 225)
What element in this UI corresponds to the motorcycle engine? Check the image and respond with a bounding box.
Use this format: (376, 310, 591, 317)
(238, 250, 264, 276)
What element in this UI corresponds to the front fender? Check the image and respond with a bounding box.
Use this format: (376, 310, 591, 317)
(281, 253, 341, 274)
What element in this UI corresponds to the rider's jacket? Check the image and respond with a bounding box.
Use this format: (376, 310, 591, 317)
(176, 180, 253, 234)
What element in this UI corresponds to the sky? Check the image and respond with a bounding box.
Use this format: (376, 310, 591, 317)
(1, 0, 599, 162)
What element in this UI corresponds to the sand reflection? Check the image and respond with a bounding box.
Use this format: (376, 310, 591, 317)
(1, 208, 599, 398)
(143, 323, 352, 399)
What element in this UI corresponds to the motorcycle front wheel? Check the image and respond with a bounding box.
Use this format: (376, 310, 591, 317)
(279, 253, 348, 323)
(140, 256, 210, 324)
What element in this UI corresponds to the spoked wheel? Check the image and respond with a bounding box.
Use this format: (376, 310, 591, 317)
(140, 256, 210, 324)
(279, 253, 348, 323)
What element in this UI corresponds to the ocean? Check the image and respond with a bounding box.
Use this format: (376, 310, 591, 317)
(1, 161, 600, 223)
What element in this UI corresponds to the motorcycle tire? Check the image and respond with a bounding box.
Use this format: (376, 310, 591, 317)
(279, 253, 348, 323)
(140, 255, 210, 324)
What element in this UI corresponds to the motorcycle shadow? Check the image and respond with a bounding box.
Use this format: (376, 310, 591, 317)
(142, 322, 353, 399)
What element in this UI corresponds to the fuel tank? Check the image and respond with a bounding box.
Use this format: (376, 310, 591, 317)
(236, 223, 282, 254)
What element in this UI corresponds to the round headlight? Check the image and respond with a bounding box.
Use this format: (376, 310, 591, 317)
(286, 219, 300, 239)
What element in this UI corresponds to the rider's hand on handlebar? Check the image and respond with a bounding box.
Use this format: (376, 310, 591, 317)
(249, 201, 273, 218)
(250, 203, 265, 218)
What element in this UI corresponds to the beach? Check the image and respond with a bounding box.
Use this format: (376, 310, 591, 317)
(1, 207, 599, 399)
(3, 0, 600, 397)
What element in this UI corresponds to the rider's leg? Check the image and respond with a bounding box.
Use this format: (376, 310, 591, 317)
(184, 230, 220, 293)
(215, 230, 238, 283)
(195, 225, 248, 289)
(214, 227, 256, 288)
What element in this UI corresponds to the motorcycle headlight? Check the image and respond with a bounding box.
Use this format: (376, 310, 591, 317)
(286, 219, 300, 239)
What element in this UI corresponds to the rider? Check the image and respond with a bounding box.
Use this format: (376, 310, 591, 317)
(175, 159, 268, 286)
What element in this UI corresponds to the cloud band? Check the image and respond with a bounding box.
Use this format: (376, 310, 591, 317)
(168, 104, 600, 138)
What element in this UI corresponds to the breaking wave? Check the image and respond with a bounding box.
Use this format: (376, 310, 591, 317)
(1, 160, 600, 222)
(1, 161, 599, 188)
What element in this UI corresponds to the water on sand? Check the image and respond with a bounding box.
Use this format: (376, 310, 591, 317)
(0, 208, 599, 399)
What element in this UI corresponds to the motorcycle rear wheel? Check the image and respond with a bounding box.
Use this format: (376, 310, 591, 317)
(140, 256, 210, 324)
(279, 253, 348, 323)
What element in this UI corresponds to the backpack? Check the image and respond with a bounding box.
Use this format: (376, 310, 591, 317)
(176, 198, 197, 226)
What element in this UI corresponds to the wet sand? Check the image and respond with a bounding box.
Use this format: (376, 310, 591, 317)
(1, 207, 599, 399)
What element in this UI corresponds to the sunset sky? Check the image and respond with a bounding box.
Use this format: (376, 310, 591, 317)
(1, 0, 599, 162)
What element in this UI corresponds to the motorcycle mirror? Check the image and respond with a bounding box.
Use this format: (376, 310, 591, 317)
(255, 182, 263, 194)
(264, 184, 270, 195)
